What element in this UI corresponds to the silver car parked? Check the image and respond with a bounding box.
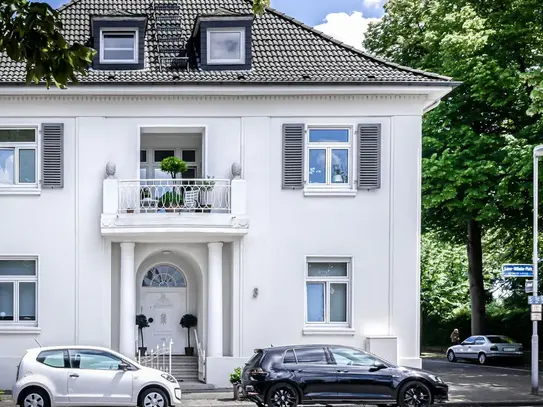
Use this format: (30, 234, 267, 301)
(446, 335, 524, 365)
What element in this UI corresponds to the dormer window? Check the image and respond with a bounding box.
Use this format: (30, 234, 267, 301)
(91, 15, 146, 70)
(100, 30, 138, 64)
(207, 28, 245, 65)
(193, 13, 253, 71)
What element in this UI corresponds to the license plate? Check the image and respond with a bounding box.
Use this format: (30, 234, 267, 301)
(504, 347, 515, 351)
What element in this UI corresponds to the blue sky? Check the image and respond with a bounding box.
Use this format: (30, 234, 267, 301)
(47, 0, 385, 49)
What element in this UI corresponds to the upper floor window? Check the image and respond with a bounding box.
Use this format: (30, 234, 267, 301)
(307, 128, 351, 187)
(100, 29, 138, 64)
(0, 128, 37, 188)
(207, 27, 245, 65)
(0, 258, 38, 326)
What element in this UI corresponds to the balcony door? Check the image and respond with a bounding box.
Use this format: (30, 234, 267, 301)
(140, 148, 200, 181)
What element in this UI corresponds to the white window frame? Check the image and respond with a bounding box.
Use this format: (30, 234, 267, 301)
(100, 28, 138, 64)
(0, 256, 39, 329)
(206, 27, 246, 65)
(304, 126, 355, 196)
(0, 127, 39, 194)
(304, 256, 353, 330)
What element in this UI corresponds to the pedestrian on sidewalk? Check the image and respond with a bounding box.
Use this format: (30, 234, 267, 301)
(450, 328, 460, 345)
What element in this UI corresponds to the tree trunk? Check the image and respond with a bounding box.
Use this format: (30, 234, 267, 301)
(467, 219, 486, 335)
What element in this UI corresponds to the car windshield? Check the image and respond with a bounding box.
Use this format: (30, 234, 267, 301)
(487, 336, 516, 344)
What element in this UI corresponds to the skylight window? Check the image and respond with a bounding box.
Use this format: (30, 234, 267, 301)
(207, 28, 245, 65)
(100, 29, 138, 64)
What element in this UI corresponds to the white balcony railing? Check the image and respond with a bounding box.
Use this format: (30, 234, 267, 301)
(118, 179, 231, 214)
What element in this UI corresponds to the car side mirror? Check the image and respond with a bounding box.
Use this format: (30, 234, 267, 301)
(118, 362, 130, 371)
(369, 361, 387, 372)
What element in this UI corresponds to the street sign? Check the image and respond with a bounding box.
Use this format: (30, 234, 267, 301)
(532, 304, 542, 313)
(532, 313, 542, 321)
(527, 280, 534, 293)
(529, 296, 543, 304)
(502, 264, 534, 277)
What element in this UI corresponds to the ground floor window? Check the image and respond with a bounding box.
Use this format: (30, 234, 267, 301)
(0, 258, 37, 325)
(305, 257, 351, 326)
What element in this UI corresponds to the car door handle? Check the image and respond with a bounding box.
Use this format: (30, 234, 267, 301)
(291, 369, 304, 373)
(69, 373, 79, 378)
(337, 370, 348, 373)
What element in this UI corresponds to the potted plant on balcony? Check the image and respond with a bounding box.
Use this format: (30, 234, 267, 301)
(199, 176, 215, 213)
(180, 314, 197, 356)
(135, 314, 150, 356)
(160, 157, 188, 212)
(158, 191, 184, 212)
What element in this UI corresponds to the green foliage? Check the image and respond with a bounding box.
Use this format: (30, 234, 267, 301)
(365, 0, 543, 334)
(229, 367, 241, 384)
(160, 157, 187, 179)
(0, 0, 96, 88)
(158, 191, 183, 209)
(252, 0, 270, 15)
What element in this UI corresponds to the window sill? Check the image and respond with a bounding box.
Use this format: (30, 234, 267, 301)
(0, 187, 41, 196)
(304, 187, 357, 197)
(303, 327, 356, 336)
(0, 326, 41, 334)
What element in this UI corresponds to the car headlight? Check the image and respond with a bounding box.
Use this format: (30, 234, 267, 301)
(429, 374, 444, 384)
(161, 373, 177, 384)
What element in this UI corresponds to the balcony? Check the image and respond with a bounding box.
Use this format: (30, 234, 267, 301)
(100, 163, 248, 240)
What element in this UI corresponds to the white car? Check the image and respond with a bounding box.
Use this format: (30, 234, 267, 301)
(12, 346, 182, 407)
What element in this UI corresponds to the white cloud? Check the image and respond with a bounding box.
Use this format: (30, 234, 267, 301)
(363, 0, 382, 8)
(314, 11, 381, 50)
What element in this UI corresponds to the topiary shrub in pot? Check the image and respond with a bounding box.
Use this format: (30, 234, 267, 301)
(180, 314, 198, 356)
(135, 314, 150, 356)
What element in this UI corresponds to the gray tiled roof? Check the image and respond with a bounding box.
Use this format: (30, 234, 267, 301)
(0, 0, 454, 85)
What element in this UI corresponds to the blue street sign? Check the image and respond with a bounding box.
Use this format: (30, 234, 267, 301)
(529, 296, 543, 305)
(502, 264, 534, 277)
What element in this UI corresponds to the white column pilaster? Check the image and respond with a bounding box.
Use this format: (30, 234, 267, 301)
(120, 242, 136, 358)
(207, 242, 224, 357)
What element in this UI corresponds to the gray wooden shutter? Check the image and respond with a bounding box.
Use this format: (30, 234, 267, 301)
(358, 124, 381, 190)
(41, 123, 64, 188)
(282, 123, 304, 189)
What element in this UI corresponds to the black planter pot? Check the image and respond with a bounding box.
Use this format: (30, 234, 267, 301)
(138, 346, 147, 356)
(185, 347, 194, 356)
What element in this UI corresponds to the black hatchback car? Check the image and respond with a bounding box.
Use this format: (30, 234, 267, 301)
(241, 344, 448, 407)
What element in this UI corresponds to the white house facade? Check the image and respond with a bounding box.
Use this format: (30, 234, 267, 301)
(0, 0, 456, 390)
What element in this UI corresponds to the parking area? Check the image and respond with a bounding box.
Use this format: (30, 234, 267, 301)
(423, 358, 543, 403)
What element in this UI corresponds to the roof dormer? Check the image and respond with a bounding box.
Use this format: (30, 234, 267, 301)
(192, 10, 253, 71)
(91, 14, 147, 70)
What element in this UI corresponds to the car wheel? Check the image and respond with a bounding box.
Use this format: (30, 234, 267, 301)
(20, 387, 50, 407)
(478, 353, 487, 365)
(266, 383, 299, 407)
(447, 350, 456, 362)
(139, 387, 168, 407)
(398, 381, 432, 407)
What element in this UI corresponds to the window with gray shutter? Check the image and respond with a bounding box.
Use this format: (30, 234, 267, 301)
(282, 123, 304, 189)
(41, 123, 64, 188)
(358, 124, 381, 190)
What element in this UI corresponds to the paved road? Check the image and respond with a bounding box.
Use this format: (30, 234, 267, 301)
(422, 358, 543, 403)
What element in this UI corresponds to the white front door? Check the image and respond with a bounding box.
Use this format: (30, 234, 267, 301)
(141, 288, 187, 354)
(67, 349, 133, 404)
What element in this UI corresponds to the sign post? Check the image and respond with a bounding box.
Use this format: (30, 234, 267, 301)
(532, 145, 543, 395)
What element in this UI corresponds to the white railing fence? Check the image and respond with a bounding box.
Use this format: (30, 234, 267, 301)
(118, 179, 231, 214)
(194, 329, 206, 382)
(137, 339, 173, 374)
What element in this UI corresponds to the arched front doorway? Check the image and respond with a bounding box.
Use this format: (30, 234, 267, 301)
(140, 264, 188, 355)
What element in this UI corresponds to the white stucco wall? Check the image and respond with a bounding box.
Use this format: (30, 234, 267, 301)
(0, 93, 429, 389)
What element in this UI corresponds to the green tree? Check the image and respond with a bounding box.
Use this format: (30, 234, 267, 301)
(1, 0, 270, 88)
(365, 0, 543, 335)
